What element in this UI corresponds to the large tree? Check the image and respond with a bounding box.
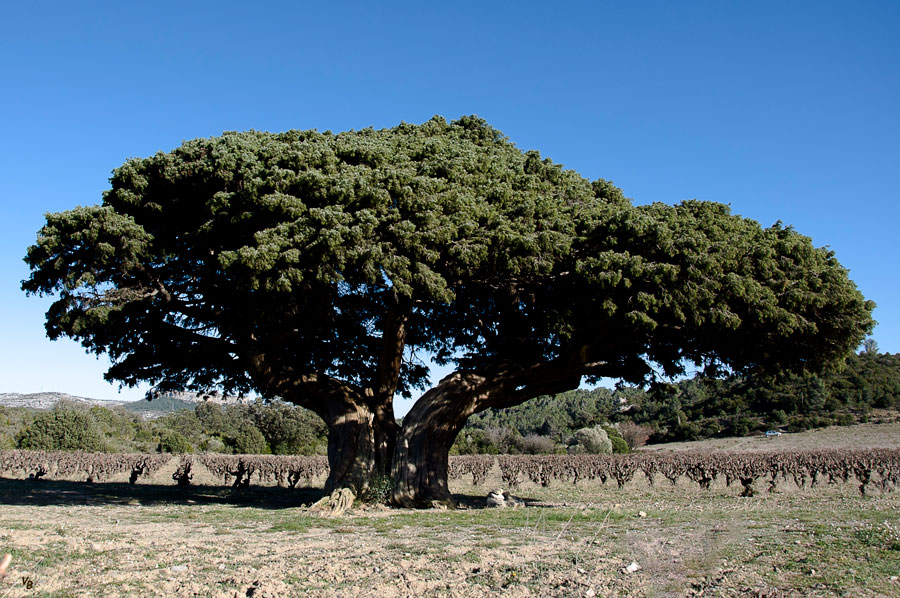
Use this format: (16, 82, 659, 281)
(23, 116, 873, 507)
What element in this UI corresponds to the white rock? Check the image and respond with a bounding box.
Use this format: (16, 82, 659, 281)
(623, 561, 641, 574)
(502, 491, 525, 508)
(486, 491, 506, 508)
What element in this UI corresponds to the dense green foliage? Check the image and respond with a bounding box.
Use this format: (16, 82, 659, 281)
(456, 350, 900, 449)
(465, 388, 622, 439)
(124, 395, 197, 415)
(628, 350, 900, 442)
(16, 408, 106, 451)
(0, 406, 30, 449)
(157, 429, 193, 454)
(231, 423, 269, 455)
(150, 400, 328, 455)
(568, 426, 613, 454)
(190, 401, 328, 455)
(4, 401, 327, 455)
(23, 116, 611, 395)
(24, 115, 873, 392)
(603, 425, 631, 454)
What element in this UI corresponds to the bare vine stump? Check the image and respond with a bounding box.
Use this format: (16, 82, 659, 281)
(173, 459, 193, 486)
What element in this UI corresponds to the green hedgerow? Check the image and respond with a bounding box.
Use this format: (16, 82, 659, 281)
(16, 409, 105, 451)
(230, 423, 269, 454)
(157, 429, 193, 454)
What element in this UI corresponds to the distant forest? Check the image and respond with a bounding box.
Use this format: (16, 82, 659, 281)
(1, 350, 897, 456)
(0, 400, 327, 456)
(459, 349, 900, 453)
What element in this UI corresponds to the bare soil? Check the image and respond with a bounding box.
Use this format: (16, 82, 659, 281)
(638, 421, 900, 453)
(0, 423, 898, 597)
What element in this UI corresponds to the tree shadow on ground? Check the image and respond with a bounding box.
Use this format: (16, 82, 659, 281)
(0, 477, 324, 509)
(0, 478, 556, 511)
(450, 493, 554, 510)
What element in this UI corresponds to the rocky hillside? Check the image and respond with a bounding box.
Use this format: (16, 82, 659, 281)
(0, 392, 127, 410)
(154, 391, 250, 405)
(0, 392, 230, 420)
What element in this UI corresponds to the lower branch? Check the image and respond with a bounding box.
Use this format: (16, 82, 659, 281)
(391, 361, 582, 508)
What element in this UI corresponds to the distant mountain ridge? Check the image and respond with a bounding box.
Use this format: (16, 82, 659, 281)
(154, 391, 250, 405)
(0, 392, 128, 410)
(0, 392, 198, 420)
(0, 391, 245, 420)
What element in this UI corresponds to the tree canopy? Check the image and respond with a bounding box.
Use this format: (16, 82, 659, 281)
(23, 116, 874, 507)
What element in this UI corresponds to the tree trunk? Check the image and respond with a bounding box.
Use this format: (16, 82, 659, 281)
(391, 372, 486, 508)
(371, 401, 399, 477)
(320, 390, 398, 493)
(390, 361, 584, 508)
(370, 291, 408, 477)
(246, 346, 401, 500)
(320, 396, 376, 496)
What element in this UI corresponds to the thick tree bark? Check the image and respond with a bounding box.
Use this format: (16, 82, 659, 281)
(390, 372, 486, 508)
(369, 291, 409, 476)
(272, 381, 380, 496)
(391, 362, 584, 508)
(247, 352, 383, 496)
(370, 401, 399, 476)
(320, 396, 376, 495)
(249, 336, 598, 508)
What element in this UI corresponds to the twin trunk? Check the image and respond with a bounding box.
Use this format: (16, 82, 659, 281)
(320, 380, 473, 506)
(323, 367, 578, 508)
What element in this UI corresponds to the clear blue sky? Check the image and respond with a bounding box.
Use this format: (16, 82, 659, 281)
(1, 1, 897, 415)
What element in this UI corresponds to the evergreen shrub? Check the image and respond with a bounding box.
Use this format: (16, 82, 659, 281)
(16, 409, 105, 451)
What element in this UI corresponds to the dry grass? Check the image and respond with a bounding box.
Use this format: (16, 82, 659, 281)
(638, 421, 900, 453)
(0, 422, 897, 597)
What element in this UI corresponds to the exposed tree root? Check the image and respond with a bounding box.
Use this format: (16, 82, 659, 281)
(309, 488, 356, 517)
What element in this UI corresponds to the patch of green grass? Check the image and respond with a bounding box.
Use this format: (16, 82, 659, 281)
(32, 590, 78, 598)
(264, 519, 313, 533)
(2, 521, 37, 531)
(441, 548, 481, 563)
(215, 577, 242, 589)
(9, 541, 81, 571)
(855, 521, 900, 551)
(282, 573, 307, 587)
(738, 520, 899, 595)
(480, 539, 505, 550)
(499, 565, 523, 588)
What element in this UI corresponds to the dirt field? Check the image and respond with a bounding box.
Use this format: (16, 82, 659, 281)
(1, 424, 898, 597)
(637, 421, 900, 453)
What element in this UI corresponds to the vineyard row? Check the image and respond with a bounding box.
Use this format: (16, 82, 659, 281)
(0, 449, 897, 496)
